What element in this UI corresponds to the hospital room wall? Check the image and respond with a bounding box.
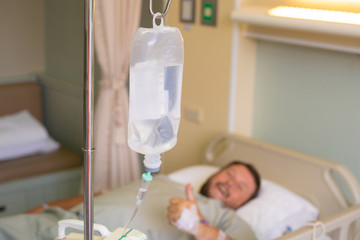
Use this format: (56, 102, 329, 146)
(161, 1, 234, 173)
(40, 0, 85, 154)
(0, 0, 44, 80)
(0, 0, 84, 154)
(0, 2, 82, 152)
(251, 41, 360, 184)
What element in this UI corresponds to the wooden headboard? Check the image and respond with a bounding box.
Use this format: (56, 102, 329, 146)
(0, 81, 42, 121)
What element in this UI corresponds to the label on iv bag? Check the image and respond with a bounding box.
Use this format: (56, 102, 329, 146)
(129, 62, 165, 120)
(129, 61, 183, 121)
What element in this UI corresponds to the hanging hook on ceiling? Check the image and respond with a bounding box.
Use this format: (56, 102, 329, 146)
(149, 0, 173, 18)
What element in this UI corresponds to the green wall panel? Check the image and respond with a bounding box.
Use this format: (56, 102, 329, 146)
(253, 40, 360, 183)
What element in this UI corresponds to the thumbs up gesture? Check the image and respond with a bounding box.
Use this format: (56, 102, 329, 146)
(185, 183, 195, 201)
(167, 184, 204, 235)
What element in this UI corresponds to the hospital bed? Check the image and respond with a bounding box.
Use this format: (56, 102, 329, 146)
(191, 134, 360, 240)
(60, 133, 360, 240)
(25, 133, 359, 240)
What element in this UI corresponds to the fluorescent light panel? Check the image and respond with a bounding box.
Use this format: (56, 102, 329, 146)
(268, 6, 360, 25)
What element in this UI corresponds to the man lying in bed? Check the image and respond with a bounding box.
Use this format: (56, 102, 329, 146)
(0, 161, 260, 240)
(167, 161, 261, 240)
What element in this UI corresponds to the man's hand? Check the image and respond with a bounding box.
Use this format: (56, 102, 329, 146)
(167, 184, 204, 234)
(167, 185, 232, 240)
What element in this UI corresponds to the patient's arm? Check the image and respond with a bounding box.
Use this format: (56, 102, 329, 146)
(167, 184, 233, 240)
(27, 192, 102, 214)
(196, 224, 233, 240)
(26, 195, 85, 214)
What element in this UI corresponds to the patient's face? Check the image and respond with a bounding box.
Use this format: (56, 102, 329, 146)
(207, 164, 256, 209)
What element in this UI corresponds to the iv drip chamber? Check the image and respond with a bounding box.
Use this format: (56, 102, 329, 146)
(128, 14, 184, 172)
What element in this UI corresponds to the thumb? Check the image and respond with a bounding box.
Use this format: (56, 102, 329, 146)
(186, 183, 204, 220)
(185, 183, 195, 201)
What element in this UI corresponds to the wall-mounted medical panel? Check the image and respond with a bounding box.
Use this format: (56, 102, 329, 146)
(201, 0, 217, 26)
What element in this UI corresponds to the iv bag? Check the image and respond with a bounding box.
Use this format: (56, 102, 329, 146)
(128, 14, 184, 172)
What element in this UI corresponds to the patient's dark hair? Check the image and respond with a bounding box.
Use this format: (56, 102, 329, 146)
(199, 161, 261, 206)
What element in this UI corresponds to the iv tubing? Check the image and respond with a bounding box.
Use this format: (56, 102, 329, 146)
(121, 172, 153, 237)
(121, 205, 140, 238)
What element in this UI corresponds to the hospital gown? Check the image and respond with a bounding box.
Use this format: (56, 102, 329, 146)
(0, 175, 256, 240)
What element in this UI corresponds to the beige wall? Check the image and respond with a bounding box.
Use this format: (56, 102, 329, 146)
(0, 0, 45, 79)
(40, 0, 84, 154)
(162, 1, 234, 173)
(0, 0, 83, 154)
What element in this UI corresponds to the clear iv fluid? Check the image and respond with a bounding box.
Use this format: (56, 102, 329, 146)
(128, 117, 180, 154)
(128, 63, 183, 155)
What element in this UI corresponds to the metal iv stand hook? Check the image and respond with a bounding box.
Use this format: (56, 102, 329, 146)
(149, 0, 173, 18)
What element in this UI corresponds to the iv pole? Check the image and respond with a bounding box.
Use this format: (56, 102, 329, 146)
(83, 0, 95, 239)
(81, 1, 172, 239)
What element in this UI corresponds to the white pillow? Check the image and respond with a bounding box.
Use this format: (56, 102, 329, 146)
(0, 110, 60, 160)
(167, 165, 219, 192)
(236, 179, 318, 240)
(167, 165, 319, 240)
(0, 110, 48, 146)
(0, 137, 60, 161)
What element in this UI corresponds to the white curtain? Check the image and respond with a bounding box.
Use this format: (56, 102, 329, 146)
(93, 0, 142, 193)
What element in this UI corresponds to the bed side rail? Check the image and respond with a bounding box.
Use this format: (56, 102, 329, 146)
(275, 205, 360, 240)
(323, 165, 360, 208)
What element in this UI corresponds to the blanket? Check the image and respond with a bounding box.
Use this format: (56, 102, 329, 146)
(0, 175, 256, 240)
